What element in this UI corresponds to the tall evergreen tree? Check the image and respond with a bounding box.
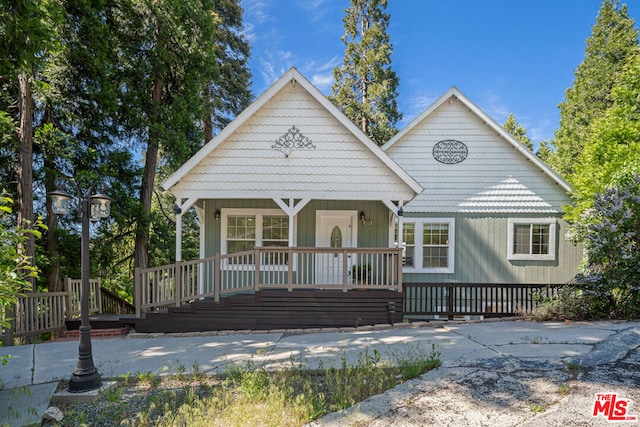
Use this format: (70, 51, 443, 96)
(0, 0, 62, 290)
(503, 113, 533, 151)
(203, 0, 253, 143)
(567, 48, 640, 221)
(330, 0, 401, 145)
(109, 0, 218, 271)
(549, 0, 638, 178)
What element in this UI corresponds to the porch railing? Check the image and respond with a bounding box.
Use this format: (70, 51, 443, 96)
(404, 283, 559, 319)
(1, 278, 135, 344)
(135, 247, 404, 317)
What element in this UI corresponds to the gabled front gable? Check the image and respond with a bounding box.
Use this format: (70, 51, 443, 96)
(163, 68, 422, 205)
(382, 87, 571, 213)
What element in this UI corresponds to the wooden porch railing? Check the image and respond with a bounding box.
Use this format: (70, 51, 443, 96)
(9, 292, 69, 338)
(404, 283, 559, 319)
(135, 247, 404, 317)
(1, 278, 134, 344)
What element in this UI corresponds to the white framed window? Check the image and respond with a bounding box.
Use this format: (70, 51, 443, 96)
(507, 218, 556, 261)
(393, 218, 455, 273)
(221, 209, 294, 266)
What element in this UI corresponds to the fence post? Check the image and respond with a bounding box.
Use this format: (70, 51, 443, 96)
(342, 249, 349, 292)
(3, 304, 15, 347)
(287, 248, 293, 292)
(64, 277, 73, 320)
(214, 254, 220, 302)
(134, 267, 142, 318)
(254, 249, 260, 292)
(396, 249, 403, 292)
(175, 262, 183, 307)
(447, 286, 454, 320)
(95, 278, 103, 314)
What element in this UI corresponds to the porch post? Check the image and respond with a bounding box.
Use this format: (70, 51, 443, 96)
(175, 213, 183, 262)
(397, 201, 404, 248)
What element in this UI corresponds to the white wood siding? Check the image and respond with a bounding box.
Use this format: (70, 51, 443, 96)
(386, 96, 570, 213)
(171, 82, 415, 201)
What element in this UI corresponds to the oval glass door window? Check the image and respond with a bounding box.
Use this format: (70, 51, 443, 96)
(331, 225, 342, 256)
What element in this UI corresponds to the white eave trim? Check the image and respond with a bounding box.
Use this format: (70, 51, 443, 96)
(163, 67, 423, 197)
(382, 86, 572, 194)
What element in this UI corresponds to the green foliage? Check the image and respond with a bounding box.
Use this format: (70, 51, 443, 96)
(549, 0, 639, 178)
(567, 49, 640, 221)
(531, 286, 590, 321)
(563, 174, 640, 320)
(205, 0, 253, 140)
(58, 345, 441, 426)
(503, 113, 533, 151)
(330, 0, 401, 145)
(0, 193, 44, 327)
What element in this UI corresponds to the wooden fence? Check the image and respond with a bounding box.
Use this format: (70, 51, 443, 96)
(404, 283, 559, 319)
(1, 278, 134, 343)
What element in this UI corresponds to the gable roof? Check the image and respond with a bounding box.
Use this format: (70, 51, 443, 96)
(382, 87, 572, 214)
(163, 68, 422, 202)
(383, 87, 570, 193)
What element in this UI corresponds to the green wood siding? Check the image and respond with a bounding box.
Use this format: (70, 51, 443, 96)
(204, 199, 392, 255)
(202, 201, 581, 285)
(403, 213, 582, 284)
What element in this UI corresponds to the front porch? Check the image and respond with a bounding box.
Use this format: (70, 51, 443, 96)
(134, 246, 404, 317)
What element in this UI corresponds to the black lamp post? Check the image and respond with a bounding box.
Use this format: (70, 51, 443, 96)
(50, 179, 112, 392)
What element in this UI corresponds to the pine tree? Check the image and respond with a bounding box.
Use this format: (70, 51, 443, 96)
(549, 0, 639, 178)
(0, 0, 62, 290)
(503, 113, 533, 151)
(109, 0, 218, 272)
(203, 0, 253, 143)
(330, 0, 401, 145)
(567, 48, 640, 221)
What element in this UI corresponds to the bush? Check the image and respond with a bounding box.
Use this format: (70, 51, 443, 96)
(565, 173, 640, 319)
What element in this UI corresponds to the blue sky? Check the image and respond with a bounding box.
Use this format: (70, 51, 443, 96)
(240, 0, 639, 146)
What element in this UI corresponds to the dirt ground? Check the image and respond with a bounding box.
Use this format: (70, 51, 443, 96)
(311, 346, 640, 427)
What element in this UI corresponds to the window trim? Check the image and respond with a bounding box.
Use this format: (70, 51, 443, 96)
(392, 218, 455, 274)
(507, 218, 557, 261)
(221, 208, 295, 256)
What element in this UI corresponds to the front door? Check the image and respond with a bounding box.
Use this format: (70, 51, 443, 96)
(315, 210, 357, 285)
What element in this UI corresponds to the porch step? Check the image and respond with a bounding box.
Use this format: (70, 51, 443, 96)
(133, 289, 403, 333)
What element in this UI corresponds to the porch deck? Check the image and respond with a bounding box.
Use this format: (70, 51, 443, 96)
(133, 289, 404, 333)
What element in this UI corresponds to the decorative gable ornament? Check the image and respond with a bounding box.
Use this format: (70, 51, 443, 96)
(272, 125, 315, 157)
(433, 139, 468, 164)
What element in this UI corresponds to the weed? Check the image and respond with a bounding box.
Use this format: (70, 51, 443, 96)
(557, 384, 571, 396)
(105, 387, 122, 402)
(566, 361, 580, 371)
(529, 403, 546, 413)
(55, 344, 441, 427)
(394, 342, 441, 380)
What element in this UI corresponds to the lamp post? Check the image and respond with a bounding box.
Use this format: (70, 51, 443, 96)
(49, 179, 112, 392)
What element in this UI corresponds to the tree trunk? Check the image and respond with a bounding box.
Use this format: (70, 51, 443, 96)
(203, 87, 213, 143)
(45, 161, 62, 292)
(17, 72, 35, 291)
(133, 78, 162, 271)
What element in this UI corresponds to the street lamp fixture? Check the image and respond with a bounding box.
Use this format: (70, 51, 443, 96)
(49, 178, 112, 392)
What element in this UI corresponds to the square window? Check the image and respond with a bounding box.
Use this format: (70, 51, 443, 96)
(508, 219, 556, 261)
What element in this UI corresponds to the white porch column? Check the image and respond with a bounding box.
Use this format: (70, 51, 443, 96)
(175, 213, 183, 261)
(174, 197, 199, 263)
(397, 201, 404, 248)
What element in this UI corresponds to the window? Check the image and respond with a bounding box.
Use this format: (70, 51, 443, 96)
(423, 223, 449, 268)
(395, 223, 415, 267)
(393, 219, 454, 273)
(508, 218, 556, 261)
(222, 209, 292, 265)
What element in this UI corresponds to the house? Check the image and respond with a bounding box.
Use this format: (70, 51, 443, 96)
(133, 68, 581, 331)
